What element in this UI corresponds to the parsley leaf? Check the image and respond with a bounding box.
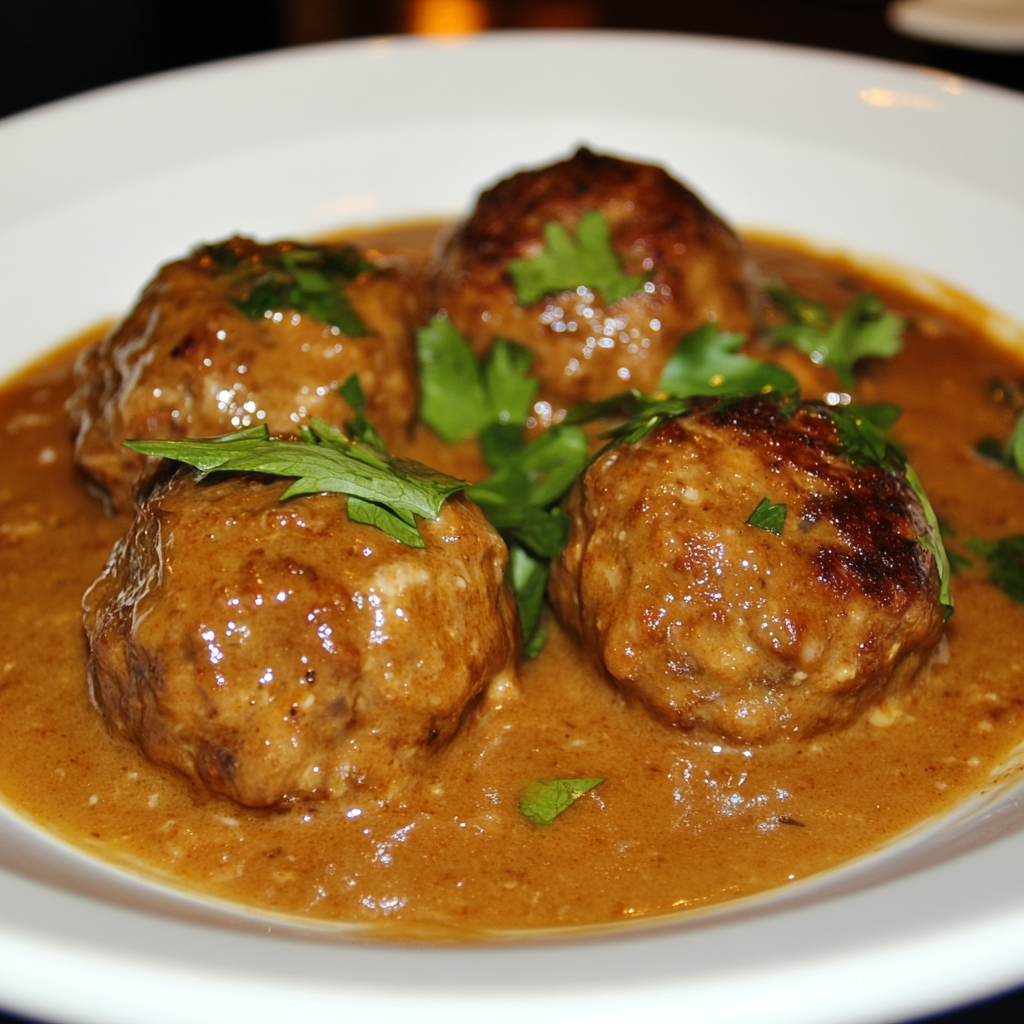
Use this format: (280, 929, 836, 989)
(519, 778, 604, 826)
(966, 536, 1024, 605)
(903, 465, 954, 618)
(417, 316, 539, 456)
(337, 374, 387, 454)
(659, 324, 798, 399)
(480, 423, 526, 468)
(123, 422, 466, 549)
(845, 401, 903, 431)
(468, 426, 589, 523)
(566, 325, 797, 456)
(509, 209, 647, 306)
(947, 550, 973, 575)
(818, 403, 951, 618)
(205, 241, 372, 337)
(765, 285, 832, 331)
(484, 336, 539, 428)
(746, 497, 787, 534)
(508, 545, 549, 659)
(824, 404, 904, 473)
(975, 437, 1007, 463)
(468, 427, 589, 656)
(1011, 411, 1024, 474)
(937, 517, 973, 574)
(564, 390, 692, 452)
(766, 286, 905, 388)
(975, 409, 1024, 476)
(417, 316, 490, 442)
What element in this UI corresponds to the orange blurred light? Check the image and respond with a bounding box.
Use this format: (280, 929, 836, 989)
(405, 0, 491, 35)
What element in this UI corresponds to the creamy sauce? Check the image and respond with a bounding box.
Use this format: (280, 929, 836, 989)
(1, 233, 1023, 940)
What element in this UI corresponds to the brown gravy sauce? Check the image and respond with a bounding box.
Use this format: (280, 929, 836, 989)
(1, 230, 1023, 940)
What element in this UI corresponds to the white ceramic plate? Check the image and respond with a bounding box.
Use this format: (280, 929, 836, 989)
(888, 0, 1024, 53)
(1, 31, 1023, 1024)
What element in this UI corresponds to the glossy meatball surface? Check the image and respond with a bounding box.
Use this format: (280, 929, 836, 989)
(548, 398, 945, 743)
(69, 237, 423, 512)
(435, 148, 753, 411)
(83, 472, 519, 807)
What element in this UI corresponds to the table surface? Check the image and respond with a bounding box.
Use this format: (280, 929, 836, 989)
(0, 3, 1021, 1023)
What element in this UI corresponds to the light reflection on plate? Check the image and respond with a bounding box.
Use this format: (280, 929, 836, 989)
(0, 31, 1023, 1024)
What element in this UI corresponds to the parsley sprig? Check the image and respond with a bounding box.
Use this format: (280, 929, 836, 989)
(659, 323, 797, 399)
(818, 403, 952, 618)
(415, 320, 801, 653)
(765, 284, 906, 388)
(337, 373, 387, 453)
(564, 389, 691, 449)
(204, 241, 375, 337)
(416, 316, 539, 463)
(468, 426, 588, 557)
(966, 536, 1024, 605)
(564, 323, 798, 452)
(124, 390, 466, 549)
(414, 316, 586, 654)
(467, 427, 590, 657)
(509, 209, 647, 306)
(975, 409, 1024, 477)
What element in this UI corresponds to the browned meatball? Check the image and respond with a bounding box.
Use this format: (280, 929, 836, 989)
(435, 148, 753, 411)
(69, 237, 423, 512)
(83, 471, 519, 807)
(548, 398, 945, 743)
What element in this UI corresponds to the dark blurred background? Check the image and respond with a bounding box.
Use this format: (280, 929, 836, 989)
(0, 0, 1022, 120)
(0, 1, 1022, 1022)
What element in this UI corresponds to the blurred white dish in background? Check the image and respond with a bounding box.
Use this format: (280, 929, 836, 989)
(889, 0, 1024, 52)
(0, 30, 1023, 1024)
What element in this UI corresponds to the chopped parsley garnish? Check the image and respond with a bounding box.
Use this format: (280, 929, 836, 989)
(467, 426, 589, 657)
(966, 536, 1024, 605)
(564, 324, 797, 454)
(947, 550, 974, 575)
(975, 409, 1024, 477)
(825, 402, 904, 473)
(519, 778, 604, 826)
(1004, 410, 1024, 473)
(337, 373, 387, 454)
(820, 403, 952, 618)
(509, 209, 647, 306)
(938, 518, 973, 575)
(508, 546, 550, 660)
(658, 324, 798, 399)
(845, 401, 903, 430)
(204, 241, 374, 337)
(124, 420, 466, 549)
(746, 497, 787, 534)
(564, 389, 692, 451)
(413, 312, 586, 653)
(467, 426, 589, 543)
(766, 285, 906, 388)
(416, 315, 539, 459)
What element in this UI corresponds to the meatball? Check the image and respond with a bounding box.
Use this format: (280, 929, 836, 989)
(435, 148, 753, 409)
(69, 237, 423, 512)
(548, 398, 945, 743)
(83, 471, 519, 806)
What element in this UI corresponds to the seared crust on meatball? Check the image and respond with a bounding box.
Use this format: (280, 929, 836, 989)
(69, 238, 423, 512)
(435, 148, 753, 408)
(83, 472, 519, 806)
(548, 398, 944, 743)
